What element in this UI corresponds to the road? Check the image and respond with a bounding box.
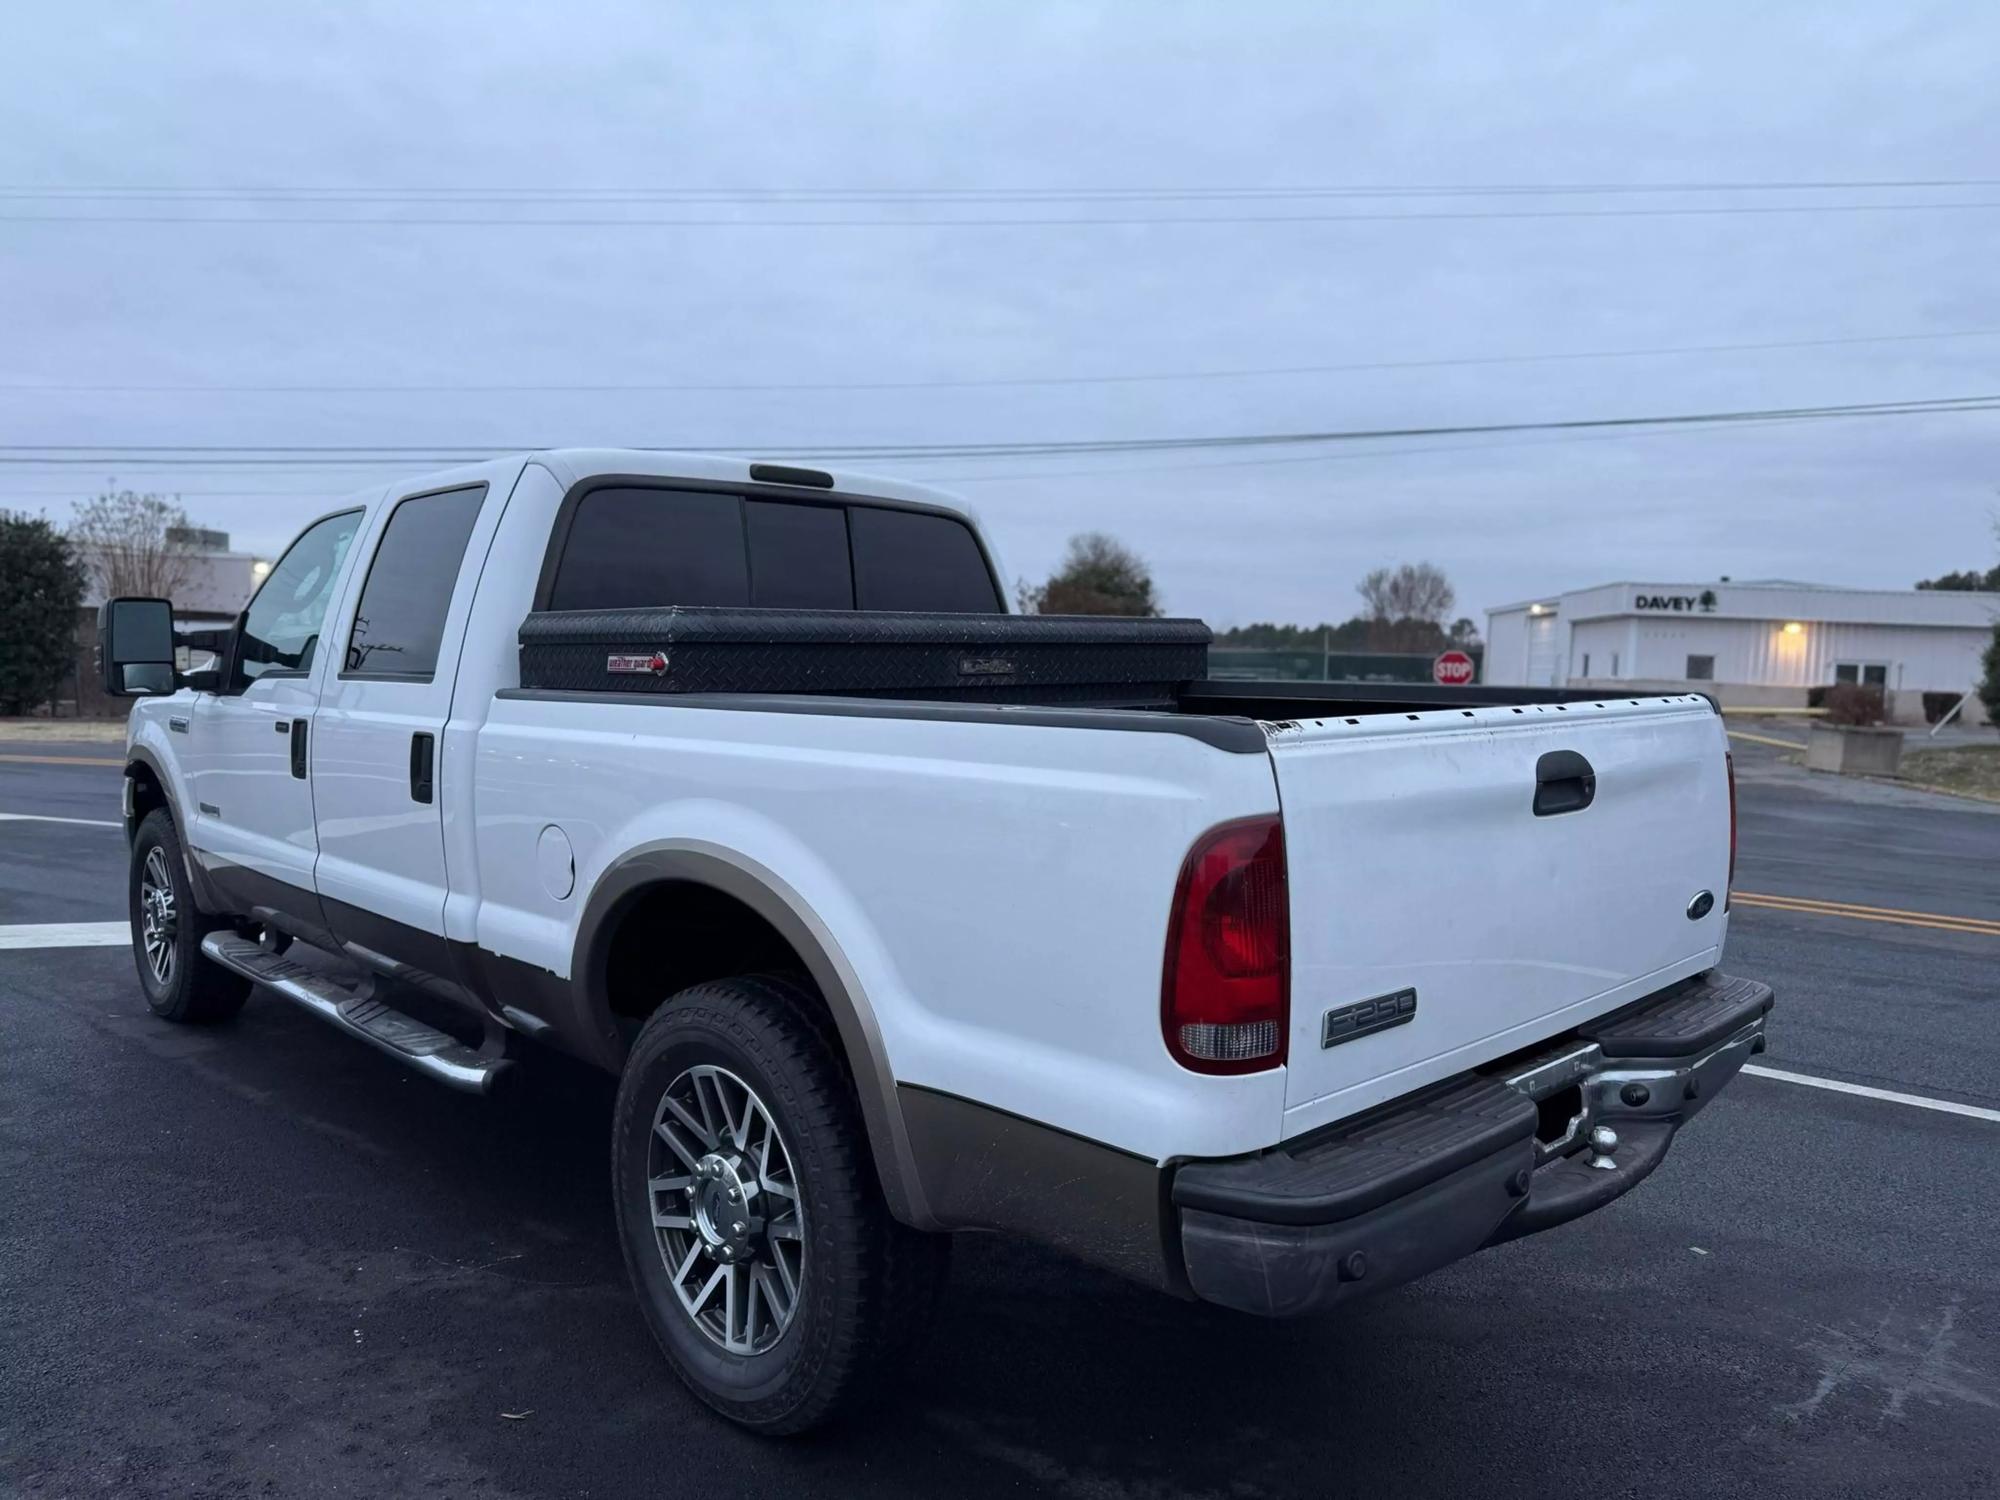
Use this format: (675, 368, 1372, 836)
(2, 736, 1996, 1498)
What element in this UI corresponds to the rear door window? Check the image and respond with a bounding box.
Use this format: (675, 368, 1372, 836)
(343, 485, 486, 678)
(848, 506, 1000, 612)
(548, 488, 749, 611)
(745, 500, 853, 609)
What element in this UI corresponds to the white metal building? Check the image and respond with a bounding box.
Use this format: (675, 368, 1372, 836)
(1485, 580, 1997, 724)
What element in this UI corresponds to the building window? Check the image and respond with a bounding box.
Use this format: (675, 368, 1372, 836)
(1581, 653, 1590, 678)
(1611, 652, 1620, 676)
(1686, 654, 1715, 681)
(1833, 662, 1888, 688)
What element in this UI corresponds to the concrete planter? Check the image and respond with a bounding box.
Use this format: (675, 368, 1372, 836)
(1804, 723, 1904, 777)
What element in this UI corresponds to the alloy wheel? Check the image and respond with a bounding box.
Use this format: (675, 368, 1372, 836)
(139, 846, 178, 988)
(647, 1064, 806, 1355)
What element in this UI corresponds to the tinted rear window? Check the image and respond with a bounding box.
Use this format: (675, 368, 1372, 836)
(548, 488, 748, 611)
(546, 486, 997, 614)
(849, 506, 999, 612)
(745, 500, 853, 609)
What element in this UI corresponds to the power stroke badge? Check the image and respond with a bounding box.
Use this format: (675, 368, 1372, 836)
(1322, 988, 1418, 1049)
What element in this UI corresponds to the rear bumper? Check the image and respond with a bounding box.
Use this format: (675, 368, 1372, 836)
(1171, 971, 1773, 1316)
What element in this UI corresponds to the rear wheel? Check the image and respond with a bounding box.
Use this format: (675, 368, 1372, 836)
(129, 809, 250, 1025)
(611, 974, 948, 1433)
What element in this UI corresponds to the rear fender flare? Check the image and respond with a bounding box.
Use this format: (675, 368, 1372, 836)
(571, 840, 934, 1228)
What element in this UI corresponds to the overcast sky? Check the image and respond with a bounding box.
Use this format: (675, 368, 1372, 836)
(3, 2, 1997, 626)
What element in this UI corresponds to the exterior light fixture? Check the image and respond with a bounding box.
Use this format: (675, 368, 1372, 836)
(252, 560, 272, 579)
(1782, 621, 1803, 636)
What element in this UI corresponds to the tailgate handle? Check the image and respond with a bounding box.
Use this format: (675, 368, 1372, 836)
(1534, 749, 1595, 816)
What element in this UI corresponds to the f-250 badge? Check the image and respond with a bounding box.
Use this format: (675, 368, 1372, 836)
(1322, 988, 1418, 1048)
(607, 651, 669, 676)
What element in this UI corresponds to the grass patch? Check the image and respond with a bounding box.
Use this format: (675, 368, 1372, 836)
(1901, 743, 2000, 800)
(0, 718, 128, 743)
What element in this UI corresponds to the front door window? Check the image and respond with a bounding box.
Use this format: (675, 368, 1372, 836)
(235, 510, 364, 687)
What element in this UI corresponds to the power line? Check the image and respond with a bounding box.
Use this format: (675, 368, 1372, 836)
(8, 326, 1998, 396)
(9, 202, 2000, 228)
(1, 394, 1995, 468)
(925, 412, 1920, 484)
(8, 178, 2000, 202)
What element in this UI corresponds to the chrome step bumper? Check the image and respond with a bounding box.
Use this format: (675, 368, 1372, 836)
(201, 932, 510, 1095)
(1171, 972, 1774, 1316)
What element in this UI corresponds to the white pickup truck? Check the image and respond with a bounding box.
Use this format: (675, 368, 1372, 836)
(101, 449, 1771, 1433)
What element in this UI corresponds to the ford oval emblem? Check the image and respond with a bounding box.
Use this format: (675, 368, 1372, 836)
(1686, 890, 1716, 920)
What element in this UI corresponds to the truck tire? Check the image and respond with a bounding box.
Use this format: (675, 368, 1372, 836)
(129, 809, 251, 1025)
(611, 974, 948, 1434)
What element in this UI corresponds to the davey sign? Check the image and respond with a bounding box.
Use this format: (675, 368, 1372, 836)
(1432, 650, 1476, 686)
(1635, 589, 1720, 613)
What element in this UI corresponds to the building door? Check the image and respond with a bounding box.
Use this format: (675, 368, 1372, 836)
(1526, 613, 1561, 686)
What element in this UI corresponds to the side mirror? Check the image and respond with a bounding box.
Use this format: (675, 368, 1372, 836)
(97, 597, 178, 697)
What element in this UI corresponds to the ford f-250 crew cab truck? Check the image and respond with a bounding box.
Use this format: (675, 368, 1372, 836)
(99, 449, 1772, 1433)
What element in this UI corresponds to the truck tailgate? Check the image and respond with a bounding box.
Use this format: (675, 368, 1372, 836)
(1267, 695, 1731, 1123)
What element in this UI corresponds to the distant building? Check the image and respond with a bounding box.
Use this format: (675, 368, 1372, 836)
(65, 534, 267, 717)
(1485, 580, 1996, 725)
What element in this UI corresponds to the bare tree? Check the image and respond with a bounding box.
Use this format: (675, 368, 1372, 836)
(68, 489, 196, 599)
(1019, 532, 1162, 617)
(1357, 562, 1456, 624)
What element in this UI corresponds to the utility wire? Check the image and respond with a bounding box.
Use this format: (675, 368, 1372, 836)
(9, 203, 2000, 227)
(9, 178, 2000, 201)
(2, 394, 1995, 467)
(8, 326, 1998, 396)
(926, 412, 1929, 484)
(7, 404, 1989, 498)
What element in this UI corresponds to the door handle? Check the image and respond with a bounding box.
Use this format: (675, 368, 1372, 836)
(409, 732, 435, 804)
(289, 719, 308, 779)
(1533, 749, 1595, 816)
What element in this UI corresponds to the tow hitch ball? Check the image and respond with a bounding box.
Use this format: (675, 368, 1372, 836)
(1587, 1125, 1620, 1170)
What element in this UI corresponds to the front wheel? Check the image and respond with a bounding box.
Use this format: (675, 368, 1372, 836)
(129, 809, 250, 1025)
(611, 974, 948, 1434)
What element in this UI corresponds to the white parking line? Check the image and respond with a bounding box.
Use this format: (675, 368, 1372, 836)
(1745, 1064, 2000, 1124)
(0, 813, 122, 829)
(0, 921, 130, 950)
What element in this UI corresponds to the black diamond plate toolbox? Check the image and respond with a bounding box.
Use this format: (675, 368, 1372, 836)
(518, 607, 1213, 704)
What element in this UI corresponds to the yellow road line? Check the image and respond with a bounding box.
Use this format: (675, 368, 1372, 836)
(1733, 890, 2000, 936)
(1737, 889, 2000, 924)
(1726, 730, 1806, 750)
(0, 752, 123, 767)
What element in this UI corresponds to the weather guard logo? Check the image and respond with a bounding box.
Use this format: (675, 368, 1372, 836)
(607, 651, 669, 676)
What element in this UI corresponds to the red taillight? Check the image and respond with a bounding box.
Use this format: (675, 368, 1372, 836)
(1162, 816, 1289, 1074)
(1725, 751, 1738, 899)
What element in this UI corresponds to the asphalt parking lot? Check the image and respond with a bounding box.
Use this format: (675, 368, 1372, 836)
(3, 734, 1996, 1498)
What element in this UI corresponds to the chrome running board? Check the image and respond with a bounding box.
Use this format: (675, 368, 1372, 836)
(201, 931, 510, 1095)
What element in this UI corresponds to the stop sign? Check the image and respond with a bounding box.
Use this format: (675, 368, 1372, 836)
(1433, 650, 1475, 686)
